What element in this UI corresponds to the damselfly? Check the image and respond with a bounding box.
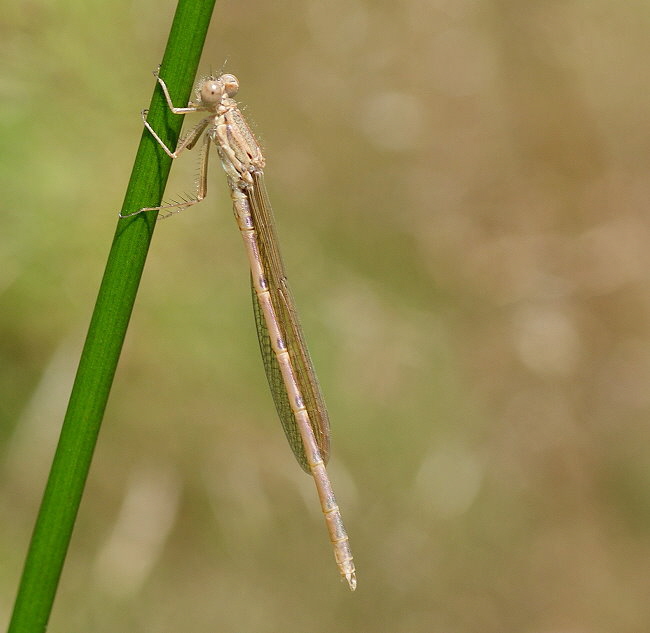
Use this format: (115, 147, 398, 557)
(121, 70, 356, 590)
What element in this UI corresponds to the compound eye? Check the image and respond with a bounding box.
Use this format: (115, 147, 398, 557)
(200, 79, 223, 105)
(221, 74, 239, 98)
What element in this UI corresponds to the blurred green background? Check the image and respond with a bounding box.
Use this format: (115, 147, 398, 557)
(2, 1, 650, 631)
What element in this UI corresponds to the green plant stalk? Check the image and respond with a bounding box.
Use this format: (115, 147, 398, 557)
(7, 2, 216, 631)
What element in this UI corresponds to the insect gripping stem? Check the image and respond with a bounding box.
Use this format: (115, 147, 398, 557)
(126, 70, 356, 590)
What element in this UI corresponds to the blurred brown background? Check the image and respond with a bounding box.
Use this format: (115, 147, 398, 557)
(2, 1, 650, 631)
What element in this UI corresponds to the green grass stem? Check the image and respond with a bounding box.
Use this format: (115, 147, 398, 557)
(7, 2, 216, 631)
